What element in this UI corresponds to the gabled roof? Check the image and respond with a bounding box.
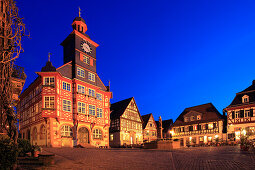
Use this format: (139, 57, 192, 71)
(41, 61, 56, 72)
(162, 119, 173, 133)
(141, 113, 152, 129)
(227, 80, 255, 108)
(173, 103, 224, 127)
(110, 97, 133, 119)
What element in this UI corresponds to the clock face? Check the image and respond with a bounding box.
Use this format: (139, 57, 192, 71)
(81, 41, 92, 54)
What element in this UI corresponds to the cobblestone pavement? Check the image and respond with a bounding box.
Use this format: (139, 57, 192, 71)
(43, 146, 255, 170)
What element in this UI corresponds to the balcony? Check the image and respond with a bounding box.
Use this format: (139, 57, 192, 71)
(174, 128, 219, 137)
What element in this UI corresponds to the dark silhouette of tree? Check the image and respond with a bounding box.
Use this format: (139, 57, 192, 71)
(0, 0, 28, 143)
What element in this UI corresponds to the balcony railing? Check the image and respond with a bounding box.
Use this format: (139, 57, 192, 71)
(174, 128, 219, 137)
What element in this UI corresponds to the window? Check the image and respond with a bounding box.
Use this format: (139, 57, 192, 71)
(197, 115, 201, 120)
(191, 116, 196, 121)
(89, 88, 95, 97)
(32, 127, 37, 140)
(245, 110, 250, 117)
(63, 100, 71, 112)
(208, 124, 213, 129)
(83, 55, 90, 64)
(150, 123, 152, 127)
(110, 134, 113, 141)
(242, 95, 249, 103)
(63, 82, 71, 91)
(44, 77, 55, 86)
(88, 72, 95, 82)
(44, 96, 54, 109)
(235, 111, 240, 118)
(89, 105, 96, 116)
(77, 85, 85, 94)
(61, 125, 73, 137)
(184, 117, 189, 122)
(96, 93, 102, 100)
(40, 125, 46, 140)
(77, 67, 85, 77)
(97, 108, 102, 117)
(78, 102, 86, 114)
(193, 125, 197, 130)
(93, 129, 102, 139)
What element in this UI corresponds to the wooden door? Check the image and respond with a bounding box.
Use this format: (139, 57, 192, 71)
(78, 127, 89, 144)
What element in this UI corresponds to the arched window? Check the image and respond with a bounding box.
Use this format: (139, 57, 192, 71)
(93, 129, 102, 140)
(61, 125, 73, 137)
(32, 127, 37, 140)
(40, 125, 46, 140)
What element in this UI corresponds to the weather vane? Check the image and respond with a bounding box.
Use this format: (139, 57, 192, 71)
(79, 7, 81, 17)
(48, 52, 52, 61)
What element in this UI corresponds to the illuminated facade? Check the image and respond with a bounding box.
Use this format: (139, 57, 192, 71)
(17, 15, 112, 147)
(141, 113, 157, 142)
(224, 80, 255, 141)
(109, 97, 143, 147)
(172, 103, 226, 147)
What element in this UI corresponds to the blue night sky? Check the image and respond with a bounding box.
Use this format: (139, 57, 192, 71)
(16, 0, 255, 121)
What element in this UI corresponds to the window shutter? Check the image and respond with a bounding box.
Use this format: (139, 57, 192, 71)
(240, 110, 244, 118)
(232, 111, 235, 119)
(250, 109, 254, 117)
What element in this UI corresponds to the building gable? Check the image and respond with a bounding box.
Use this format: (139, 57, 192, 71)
(121, 98, 142, 123)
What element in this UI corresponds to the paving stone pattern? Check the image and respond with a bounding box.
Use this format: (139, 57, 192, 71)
(43, 146, 255, 170)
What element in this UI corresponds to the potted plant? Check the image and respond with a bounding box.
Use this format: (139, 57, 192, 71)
(240, 135, 249, 151)
(32, 145, 41, 157)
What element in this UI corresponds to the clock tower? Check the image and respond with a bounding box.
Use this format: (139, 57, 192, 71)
(61, 15, 99, 72)
(60, 15, 106, 89)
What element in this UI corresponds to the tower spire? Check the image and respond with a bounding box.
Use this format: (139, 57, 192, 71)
(48, 52, 52, 62)
(79, 7, 81, 17)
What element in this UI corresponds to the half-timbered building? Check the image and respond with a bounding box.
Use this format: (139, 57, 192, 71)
(172, 103, 226, 147)
(17, 14, 112, 147)
(224, 80, 255, 141)
(109, 97, 143, 147)
(141, 113, 157, 142)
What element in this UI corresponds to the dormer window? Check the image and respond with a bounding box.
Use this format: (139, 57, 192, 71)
(184, 117, 189, 122)
(191, 116, 196, 121)
(197, 115, 201, 120)
(242, 95, 249, 103)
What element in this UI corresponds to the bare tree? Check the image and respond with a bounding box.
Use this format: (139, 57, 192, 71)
(0, 0, 27, 143)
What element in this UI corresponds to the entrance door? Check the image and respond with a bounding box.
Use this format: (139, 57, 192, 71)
(78, 127, 89, 144)
(180, 138, 184, 146)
